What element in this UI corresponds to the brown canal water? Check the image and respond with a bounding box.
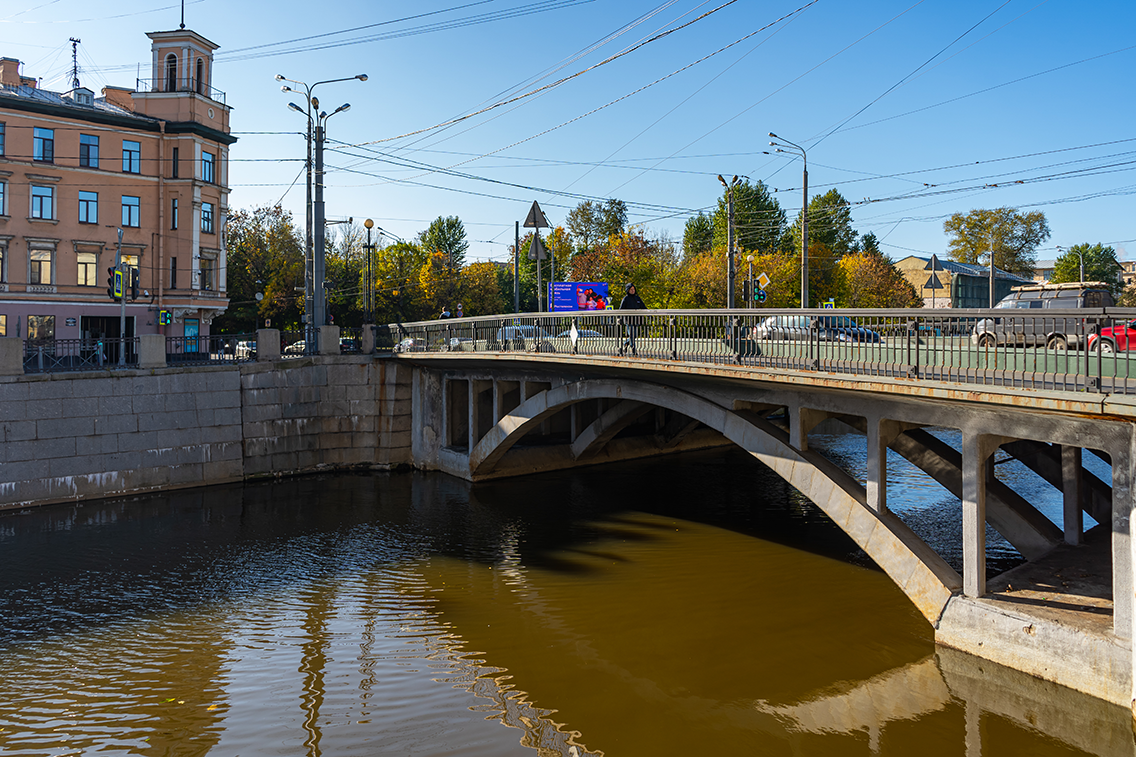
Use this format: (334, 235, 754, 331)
(0, 446, 1129, 756)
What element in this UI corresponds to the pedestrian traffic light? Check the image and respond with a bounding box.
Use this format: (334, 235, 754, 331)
(130, 268, 139, 300)
(106, 266, 120, 301)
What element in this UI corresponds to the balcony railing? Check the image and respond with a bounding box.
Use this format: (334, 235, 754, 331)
(135, 77, 226, 105)
(386, 307, 1136, 396)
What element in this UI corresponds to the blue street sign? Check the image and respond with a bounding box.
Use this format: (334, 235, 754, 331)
(756, 290, 767, 303)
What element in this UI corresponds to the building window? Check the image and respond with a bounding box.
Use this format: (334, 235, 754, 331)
(79, 134, 99, 168)
(0, 315, 6, 337)
(201, 202, 214, 234)
(165, 54, 177, 92)
(77, 251, 97, 286)
(0, 244, 5, 282)
(0, 122, 5, 156)
(171, 198, 178, 229)
(30, 185, 54, 219)
(200, 256, 215, 290)
(172, 146, 179, 178)
(78, 191, 98, 224)
(196, 58, 204, 94)
(121, 195, 140, 227)
(27, 314, 55, 342)
(122, 140, 141, 173)
(170, 256, 177, 289)
(33, 127, 54, 162)
(0, 181, 5, 216)
(121, 253, 139, 280)
(29, 249, 53, 284)
(202, 151, 215, 183)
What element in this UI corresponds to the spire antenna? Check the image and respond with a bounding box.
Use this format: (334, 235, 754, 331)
(68, 37, 81, 88)
(180, 0, 185, 29)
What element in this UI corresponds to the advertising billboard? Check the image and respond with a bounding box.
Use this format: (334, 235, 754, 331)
(549, 282, 610, 312)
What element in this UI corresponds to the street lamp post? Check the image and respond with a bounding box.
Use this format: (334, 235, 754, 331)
(364, 219, 375, 323)
(718, 174, 739, 309)
(746, 254, 754, 309)
(313, 103, 351, 328)
(276, 72, 366, 334)
(768, 133, 808, 308)
(1057, 245, 1085, 283)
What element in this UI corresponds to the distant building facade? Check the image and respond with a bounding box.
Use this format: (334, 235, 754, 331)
(894, 255, 1032, 308)
(0, 27, 234, 343)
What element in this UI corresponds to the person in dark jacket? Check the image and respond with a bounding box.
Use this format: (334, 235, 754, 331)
(618, 283, 646, 356)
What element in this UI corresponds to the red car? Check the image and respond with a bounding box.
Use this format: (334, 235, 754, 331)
(1089, 321, 1136, 354)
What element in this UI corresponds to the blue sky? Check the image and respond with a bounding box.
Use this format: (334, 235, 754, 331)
(4, 0, 1134, 267)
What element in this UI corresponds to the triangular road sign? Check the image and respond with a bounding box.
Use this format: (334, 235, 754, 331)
(923, 274, 944, 290)
(523, 200, 550, 229)
(925, 254, 941, 271)
(527, 233, 548, 260)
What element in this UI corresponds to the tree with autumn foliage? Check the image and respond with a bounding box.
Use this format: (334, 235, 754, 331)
(838, 250, 921, 308)
(213, 205, 305, 332)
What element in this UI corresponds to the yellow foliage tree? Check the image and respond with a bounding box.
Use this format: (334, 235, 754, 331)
(459, 261, 506, 316)
(837, 252, 921, 308)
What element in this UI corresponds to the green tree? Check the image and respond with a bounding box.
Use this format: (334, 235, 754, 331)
(943, 207, 1049, 277)
(566, 199, 627, 253)
(325, 222, 366, 326)
(1051, 243, 1123, 296)
(790, 189, 858, 257)
(838, 250, 921, 308)
(460, 261, 507, 316)
(682, 213, 713, 260)
(418, 215, 469, 270)
(712, 179, 787, 255)
(213, 205, 305, 333)
(374, 241, 429, 323)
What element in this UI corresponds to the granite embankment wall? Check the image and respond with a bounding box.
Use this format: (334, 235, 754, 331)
(0, 356, 411, 510)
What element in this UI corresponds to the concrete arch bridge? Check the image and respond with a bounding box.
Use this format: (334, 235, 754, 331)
(391, 310, 1136, 709)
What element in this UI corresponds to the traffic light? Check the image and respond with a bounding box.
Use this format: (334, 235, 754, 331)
(130, 268, 139, 300)
(106, 266, 120, 301)
(742, 280, 751, 303)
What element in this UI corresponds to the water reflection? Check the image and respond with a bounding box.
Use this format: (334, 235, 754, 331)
(0, 450, 1128, 756)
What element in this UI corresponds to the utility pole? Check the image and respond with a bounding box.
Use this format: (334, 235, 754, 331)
(514, 221, 520, 313)
(314, 119, 327, 330)
(718, 174, 738, 308)
(116, 228, 125, 366)
(988, 228, 995, 308)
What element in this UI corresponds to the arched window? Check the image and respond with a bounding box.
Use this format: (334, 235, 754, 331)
(195, 58, 204, 94)
(165, 54, 177, 92)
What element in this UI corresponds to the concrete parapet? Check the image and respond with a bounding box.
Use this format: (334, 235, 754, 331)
(138, 334, 166, 368)
(0, 337, 23, 376)
(318, 325, 340, 355)
(361, 325, 375, 354)
(257, 329, 281, 361)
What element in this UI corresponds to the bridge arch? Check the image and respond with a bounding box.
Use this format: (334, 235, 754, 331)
(468, 378, 962, 623)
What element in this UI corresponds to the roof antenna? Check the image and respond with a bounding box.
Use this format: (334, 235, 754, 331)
(69, 37, 81, 88)
(180, 0, 185, 29)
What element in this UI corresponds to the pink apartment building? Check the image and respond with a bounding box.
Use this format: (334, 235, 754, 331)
(0, 26, 234, 344)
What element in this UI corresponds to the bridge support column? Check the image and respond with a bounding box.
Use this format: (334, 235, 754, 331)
(1113, 441, 1134, 643)
(1061, 445, 1083, 546)
(962, 433, 1001, 598)
(866, 418, 909, 513)
(790, 407, 829, 452)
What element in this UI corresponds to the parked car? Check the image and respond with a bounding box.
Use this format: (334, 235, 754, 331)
(395, 337, 426, 353)
(448, 336, 474, 350)
(339, 336, 361, 353)
(495, 325, 554, 351)
(972, 282, 1113, 350)
(1088, 320, 1136, 354)
(283, 340, 308, 355)
(755, 315, 882, 343)
(234, 340, 257, 359)
(556, 329, 603, 339)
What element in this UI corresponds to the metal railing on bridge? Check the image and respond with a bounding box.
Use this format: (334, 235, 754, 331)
(23, 337, 138, 373)
(386, 308, 1136, 395)
(166, 334, 258, 366)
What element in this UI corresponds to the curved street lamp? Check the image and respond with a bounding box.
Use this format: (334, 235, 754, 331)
(768, 133, 808, 308)
(276, 73, 367, 332)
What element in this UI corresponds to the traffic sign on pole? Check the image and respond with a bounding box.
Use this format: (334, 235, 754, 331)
(756, 272, 770, 290)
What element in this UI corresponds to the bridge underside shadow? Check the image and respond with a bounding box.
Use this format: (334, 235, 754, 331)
(407, 362, 1134, 706)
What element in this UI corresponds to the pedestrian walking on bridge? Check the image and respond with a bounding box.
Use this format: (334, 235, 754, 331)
(618, 283, 646, 356)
